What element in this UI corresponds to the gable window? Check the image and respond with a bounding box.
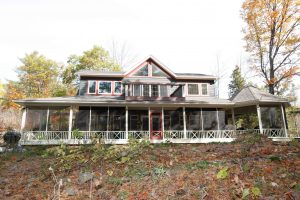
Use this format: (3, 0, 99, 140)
(114, 82, 122, 94)
(152, 63, 169, 77)
(98, 81, 112, 94)
(188, 84, 199, 95)
(201, 84, 208, 95)
(132, 64, 148, 76)
(88, 80, 96, 94)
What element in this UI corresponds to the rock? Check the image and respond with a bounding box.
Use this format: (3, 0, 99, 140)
(65, 187, 76, 196)
(271, 182, 279, 187)
(175, 188, 186, 196)
(78, 172, 93, 184)
(94, 178, 103, 189)
(121, 151, 128, 157)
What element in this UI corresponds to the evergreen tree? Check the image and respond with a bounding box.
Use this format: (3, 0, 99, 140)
(228, 65, 246, 98)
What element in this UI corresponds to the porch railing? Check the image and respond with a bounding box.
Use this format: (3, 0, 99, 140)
(19, 128, 289, 144)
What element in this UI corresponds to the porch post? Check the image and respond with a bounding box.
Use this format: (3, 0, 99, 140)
(20, 107, 27, 132)
(256, 104, 263, 134)
(148, 107, 151, 140)
(125, 106, 128, 139)
(162, 107, 164, 140)
(231, 108, 236, 130)
(89, 106, 91, 132)
(107, 106, 110, 139)
(216, 108, 220, 130)
(45, 107, 50, 132)
(68, 106, 73, 139)
(183, 107, 187, 139)
(200, 108, 204, 131)
(281, 104, 288, 137)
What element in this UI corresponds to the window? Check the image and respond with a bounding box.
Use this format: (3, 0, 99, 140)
(132, 64, 148, 76)
(151, 85, 159, 96)
(114, 82, 122, 94)
(188, 84, 199, 95)
(88, 80, 96, 94)
(201, 84, 208, 95)
(160, 85, 168, 96)
(133, 85, 141, 96)
(98, 81, 112, 94)
(143, 85, 150, 96)
(152, 63, 169, 77)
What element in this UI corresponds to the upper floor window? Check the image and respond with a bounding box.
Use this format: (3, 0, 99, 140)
(143, 85, 150, 96)
(151, 85, 159, 96)
(201, 84, 208, 95)
(132, 64, 148, 76)
(88, 80, 96, 94)
(152, 63, 169, 77)
(99, 81, 112, 94)
(188, 84, 199, 95)
(114, 82, 122, 94)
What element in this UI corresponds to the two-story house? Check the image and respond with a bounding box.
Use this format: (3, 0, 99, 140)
(15, 56, 290, 145)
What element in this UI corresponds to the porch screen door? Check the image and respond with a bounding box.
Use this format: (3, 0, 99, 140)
(151, 113, 162, 139)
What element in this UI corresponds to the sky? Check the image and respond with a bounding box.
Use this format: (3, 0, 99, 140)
(0, 0, 299, 103)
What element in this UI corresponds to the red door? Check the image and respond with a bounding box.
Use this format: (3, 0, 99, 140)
(150, 112, 163, 139)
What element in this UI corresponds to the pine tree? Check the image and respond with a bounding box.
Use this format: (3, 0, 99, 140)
(228, 65, 246, 98)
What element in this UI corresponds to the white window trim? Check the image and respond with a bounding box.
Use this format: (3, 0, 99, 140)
(88, 80, 97, 94)
(98, 81, 112, 94)
(201, 83, 209, 96)
(114, 81, 123, 94)
(186, 83, 210, 96)
(187, 83, 200, 96)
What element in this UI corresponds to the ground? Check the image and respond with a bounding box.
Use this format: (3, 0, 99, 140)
(0, 134, 299, 200)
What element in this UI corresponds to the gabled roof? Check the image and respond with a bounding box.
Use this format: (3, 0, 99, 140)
(77, 55, 217, 80)
(231, 86, 289, 106)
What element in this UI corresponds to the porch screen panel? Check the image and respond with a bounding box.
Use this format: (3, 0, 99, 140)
(25, 107, 47, 131)
(218, 109, 226, 130)
(91, 107, 108, 131)
(128, 110, 149, 131)
(164, 108, 183, 130)
(48, 107, 69, 131)
(109, 107, 125, 131)
(186, 108, 201, 130)
(202, 108, 218, 130)
(260, 107, 283, 128)
(73, 107, 90, 131)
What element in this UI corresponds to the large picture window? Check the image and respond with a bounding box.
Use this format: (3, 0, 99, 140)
(114, 82, 122, 94)
(88, 81, 96, 94)
(188, 84, 199, 95)
(98, 81, 112, 94)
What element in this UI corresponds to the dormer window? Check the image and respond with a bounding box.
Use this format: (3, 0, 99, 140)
(188, 84, 199, 95)
(99, 81, 112, 94)
(88, 80, 96, 94)
(132, 64, 148, 76)
(201, 84, 208, 95)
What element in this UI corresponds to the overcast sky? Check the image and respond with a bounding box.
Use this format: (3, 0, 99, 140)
(0, 0, 299, 102)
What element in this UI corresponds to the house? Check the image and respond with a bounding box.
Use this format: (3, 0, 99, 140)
(15, 56, 290, 145)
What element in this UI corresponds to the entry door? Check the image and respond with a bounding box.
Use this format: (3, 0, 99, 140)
(151, 113, 163, 139)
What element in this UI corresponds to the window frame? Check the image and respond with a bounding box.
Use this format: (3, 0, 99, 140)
(201, 83, 209, 96)
(87, 80, 97, 94)
(187, 83, 199, 95)
(98, 81, 112, 94)
(114, 81, 123, 95)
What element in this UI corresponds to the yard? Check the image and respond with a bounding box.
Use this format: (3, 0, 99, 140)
(0, 134, 299, 199)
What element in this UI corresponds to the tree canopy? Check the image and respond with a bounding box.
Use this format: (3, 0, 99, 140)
(228, 65, 246, 98)
(62, 45, 120, 85)
(241, 0, 300, 95)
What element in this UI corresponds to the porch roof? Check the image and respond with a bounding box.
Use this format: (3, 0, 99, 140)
(231, 86, 289, 106)
(14, 96, 233, 107)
